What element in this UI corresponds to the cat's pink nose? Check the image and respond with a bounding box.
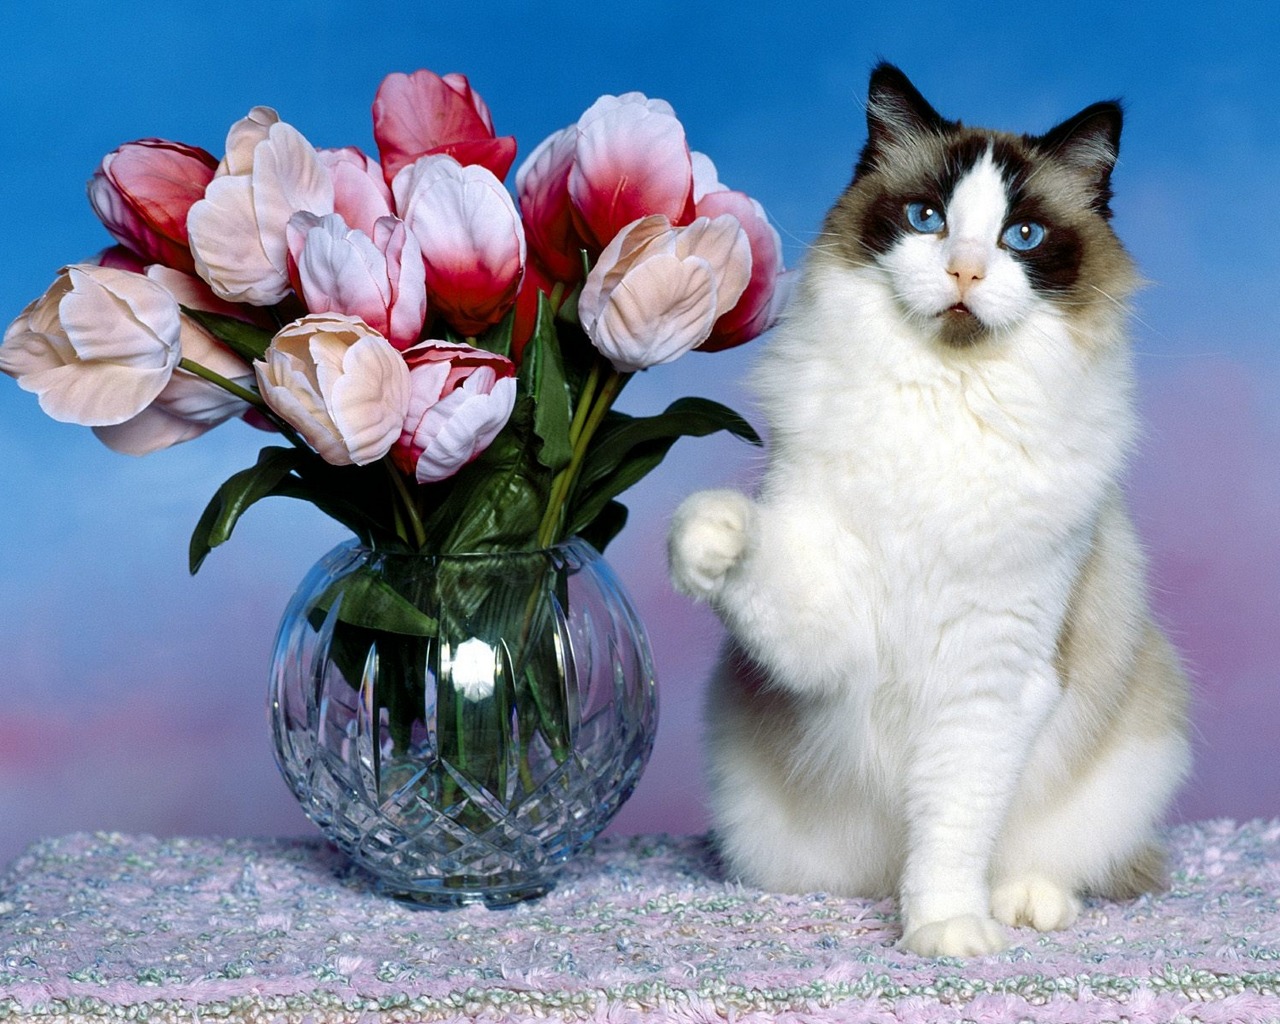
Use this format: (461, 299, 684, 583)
(948, 255, 986, 296)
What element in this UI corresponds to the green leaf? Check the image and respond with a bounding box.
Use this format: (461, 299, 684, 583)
(475, 304, 516, 360)
(189, 447, 303, 574)
(521, 294, 573, 473)
(566, 397, 761, 537)
(181, 307, 274, 362)
(577, 500, 629, 554)
(313, 568, 438, 636)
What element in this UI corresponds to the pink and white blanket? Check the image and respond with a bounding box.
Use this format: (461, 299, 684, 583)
(1, 819, 1278, 1022)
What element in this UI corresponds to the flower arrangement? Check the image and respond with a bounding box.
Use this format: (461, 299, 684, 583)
(1, 70, 789, 566)
(0, 71, 791, 892)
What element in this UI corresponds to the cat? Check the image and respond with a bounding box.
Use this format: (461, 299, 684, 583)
(667, 63, 1191, 958)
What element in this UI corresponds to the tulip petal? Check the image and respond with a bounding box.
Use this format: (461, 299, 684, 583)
(188, 174, 283, 305)
(328, 334, 412, 465)
(696, 191, 786, 350)
(93, 400, 218, 456)
(220, 107, 279, 177)
(25, 362, 167, 425)
(319, 147, 394, 237)
(58, 266, 182, 366)
(570, 94, 695, 248)
(374, 69, 515, 184)
(675, 215, 752, 315)
(592, 253, 718, 372)
(251, 123, 335, 278)
(577, 215, 675, 334)
(411, 373, 517, 483)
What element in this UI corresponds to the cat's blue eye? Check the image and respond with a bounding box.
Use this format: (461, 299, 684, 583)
(1002, 221, 1046, 252)
(905, 201, 945, 234)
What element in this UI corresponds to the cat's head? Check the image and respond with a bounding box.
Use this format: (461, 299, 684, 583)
(819, 63, 1136, 349)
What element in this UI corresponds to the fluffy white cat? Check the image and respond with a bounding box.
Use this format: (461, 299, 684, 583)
(668, 64, 1190, 958)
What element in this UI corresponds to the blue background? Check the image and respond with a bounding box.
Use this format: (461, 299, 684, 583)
(1, 0, 1277, 866)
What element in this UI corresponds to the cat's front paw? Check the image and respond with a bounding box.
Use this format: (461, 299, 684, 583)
(900, 915, 1008, 957)
(991, 876, 1081, 932)
(668, 489, 752, 601)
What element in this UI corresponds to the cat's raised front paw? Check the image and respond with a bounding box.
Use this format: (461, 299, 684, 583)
(991, 876, 1081, 932)
(668, 489, 752, 601)
(900, 915, 1008, 957)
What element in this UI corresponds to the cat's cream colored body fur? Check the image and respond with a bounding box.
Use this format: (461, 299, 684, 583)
(668, 78, 1190, 956)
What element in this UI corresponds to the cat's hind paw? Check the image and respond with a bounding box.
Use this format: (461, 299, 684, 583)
(668, 489, 752, 601)
(991, 876, 1081, 932)
(900, 915, 1008, 957)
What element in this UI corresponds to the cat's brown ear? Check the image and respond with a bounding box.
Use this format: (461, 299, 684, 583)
(855, 63, 949, 179)
(1034, 102, 1123, 216)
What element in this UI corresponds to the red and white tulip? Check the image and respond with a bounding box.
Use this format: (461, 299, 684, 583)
(287, 212, 427, 350)
(373, 69, 516, 186)
(393, 154, 525, 337)
(393, 341, 517, 483)
(568, 93, 696, 251)
(87, 139, 218, 274)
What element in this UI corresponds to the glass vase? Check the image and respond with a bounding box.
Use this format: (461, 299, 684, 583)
(267, 536, 657, 906)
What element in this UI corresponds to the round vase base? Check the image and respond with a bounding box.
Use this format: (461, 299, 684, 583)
(374, 875, 553, 909)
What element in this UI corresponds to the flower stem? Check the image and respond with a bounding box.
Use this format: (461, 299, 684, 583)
(536, 365, 625, 549)
(178, 357, 308, 452)
(178, 357, 262, 407)
(384, 460, 427, 549)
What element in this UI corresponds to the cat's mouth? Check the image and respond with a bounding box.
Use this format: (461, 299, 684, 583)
(936, 302, 986, 347)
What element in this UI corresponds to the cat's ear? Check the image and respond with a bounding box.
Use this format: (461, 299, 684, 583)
(1034, 101, 1123, 215)
(855, 63, 948, 178)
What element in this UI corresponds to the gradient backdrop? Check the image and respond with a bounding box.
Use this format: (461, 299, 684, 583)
(1, 1, 1277, 868)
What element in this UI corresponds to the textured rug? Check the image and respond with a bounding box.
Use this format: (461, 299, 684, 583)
(1, 820, 1278, 1023)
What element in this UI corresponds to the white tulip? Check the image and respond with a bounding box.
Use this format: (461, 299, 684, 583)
(0, 264, 182, 426)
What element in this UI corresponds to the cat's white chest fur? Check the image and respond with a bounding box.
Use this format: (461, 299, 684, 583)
(743, 262, 1129, 769)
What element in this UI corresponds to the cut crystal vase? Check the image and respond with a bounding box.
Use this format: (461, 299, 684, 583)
(268, 536, 657, 906)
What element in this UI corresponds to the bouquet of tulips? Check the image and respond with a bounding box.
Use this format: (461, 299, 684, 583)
(1, 70, 788, 568)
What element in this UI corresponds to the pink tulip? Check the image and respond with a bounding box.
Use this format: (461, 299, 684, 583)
(577, 214, 752, 373)
(318, 147, 394, 237)
(373, 69, 516, 187)
(93, 268, 254, 455)
(393, 154, 525, 337)
(87, 139, 218, 274)
(187, 107, 335, 306)
(695, 189, 789, 351)
(515, 125, 589, 284)
(568, 93, 696, 251)
(0, 264, 182, 426)
(255, 313, 410, 466)
(287, 212, 427, 350)
(393, 341, 517, 483)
